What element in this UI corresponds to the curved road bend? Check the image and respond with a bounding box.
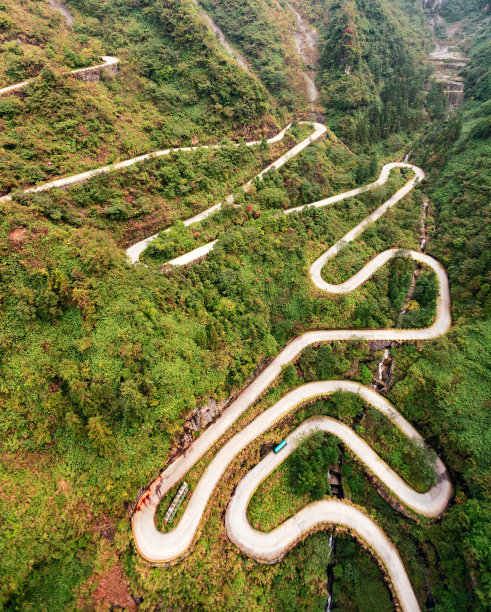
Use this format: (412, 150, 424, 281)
(0, 32, 450, 612)
(0, 56, 119, 98)
(132, 255, 451, 558)
(126, 122, 327, 263)
(226, 412, 449, 612)
(0, 119, 326, 247)
(163, 163, 425, 268)
(132, 158, 451, 611)
(135, 382, 451, 561)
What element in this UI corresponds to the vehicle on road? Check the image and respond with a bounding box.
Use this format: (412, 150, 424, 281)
(274, 440, 287, 454)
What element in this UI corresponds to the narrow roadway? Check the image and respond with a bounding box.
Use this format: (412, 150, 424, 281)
(226, 410, 449, 612)
(132, 160, 451, 612)
(126, 122, 326, 263)
(0, 119, 326, 249)
(161, 162, 425, 268)
(0, 56, 119, 98)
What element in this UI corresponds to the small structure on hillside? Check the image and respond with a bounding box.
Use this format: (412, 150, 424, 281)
(164, 482, 189, 524)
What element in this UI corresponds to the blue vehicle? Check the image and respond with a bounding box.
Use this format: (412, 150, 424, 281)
(273, 440, 287, 454)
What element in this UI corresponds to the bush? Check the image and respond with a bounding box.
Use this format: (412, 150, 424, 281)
(288, 432, 340, 499)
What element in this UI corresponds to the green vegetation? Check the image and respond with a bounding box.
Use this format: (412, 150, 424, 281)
(416, 27, 491, 319)
(248, 455, 312, 532)
(0, 0, 273, 195)
(438, 0, 489, 23)
(0, 0, 99, 83)
(359, 406, 437, 493)
(332, 536, 393, 612)
(317, 0, 432, 148)
(0, 0, 489, 610)
(288, 432, 339, 499)
(12, 125, 310, 245)
(199, 0, 306, 108)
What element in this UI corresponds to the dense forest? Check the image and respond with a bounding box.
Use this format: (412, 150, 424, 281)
(317, 0, 432, 147)
(0, 0, 489, 610)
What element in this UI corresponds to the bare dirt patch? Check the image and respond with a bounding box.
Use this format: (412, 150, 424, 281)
(9, 227, 28, 247)
(90, 563, 138, 611)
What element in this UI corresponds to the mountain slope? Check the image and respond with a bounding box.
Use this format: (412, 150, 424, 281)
(317, 0, 432, 148)
(0, 0, 273, 195)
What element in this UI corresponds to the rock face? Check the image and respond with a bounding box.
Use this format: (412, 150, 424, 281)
(288, 3, 320, 103)
(48, 0, 74, 26)
(191, 0, 251, 73)
(171, 358, 272, 456)
(185, 399, 221, 433)
(428, 33, 469, 108)
(445, 83, 465, 107)
(74, 63, 119, 83)
(423, 0, 446, 11)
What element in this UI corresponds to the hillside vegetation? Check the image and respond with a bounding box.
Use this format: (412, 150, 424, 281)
(317, 0, 432, 148)
(0, 0, 489, 610)
(0, 0, 273, 195)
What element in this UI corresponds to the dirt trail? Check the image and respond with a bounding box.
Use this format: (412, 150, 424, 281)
(48, 0, 74, 26)
(288, 3, 320, 103)
(192, 1, 251, 73)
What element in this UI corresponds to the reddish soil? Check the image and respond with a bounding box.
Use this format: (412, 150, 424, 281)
(91, 563, 138, 611)
(9, 227, 28, 247)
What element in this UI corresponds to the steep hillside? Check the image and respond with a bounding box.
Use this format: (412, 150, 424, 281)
(198, 0, 314, 109)
(0, 0, 99, 83)
(393, 3, 490, 609)
(317, 0, 432, 148)
(0, 0, 273, 196)
(0, 1, 489, 611)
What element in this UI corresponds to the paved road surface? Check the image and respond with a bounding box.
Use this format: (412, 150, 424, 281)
(163, 162, 426, 268)
(134, 382, 451, 561)
(0, 56, 119, 98)
(226, 413, 444, 612)
(126, 122, 327, 263)
(132, 157, 451, 612)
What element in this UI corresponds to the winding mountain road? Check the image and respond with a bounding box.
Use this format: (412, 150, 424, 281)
(132, 153, 451, 612)
(0, 120, 326, 236)
(162, 162, 426, 268)
(0, 56, 119, 98)
(226, 410, 450, 612)
(2, 58, 450, 608)
(125, 122, 326, 263)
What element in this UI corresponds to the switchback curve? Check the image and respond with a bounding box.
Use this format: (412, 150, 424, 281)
(0, 29, 452, 612)
(134, 381, 451, 554)
(131, 159, 451, 612)
(162, 162, 425, 268)
(0, 119, 326, 238)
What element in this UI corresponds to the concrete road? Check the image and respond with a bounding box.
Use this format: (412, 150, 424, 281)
(163, 163, 426, 268)
(126, 122, 327, 263)
(225, 415, 438, 611)
(0, 29, 449, 611)
(134, 383, 451, 612)
(0, 56, 119, 98)
(132, 155, 451, 612)
(133, 380, 452, 562)
(0, 119, 324, 215)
